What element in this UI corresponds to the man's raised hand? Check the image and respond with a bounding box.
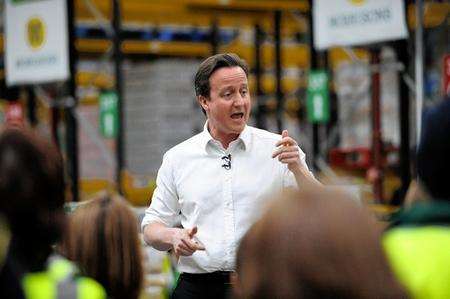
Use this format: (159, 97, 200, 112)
(272, 130, 302, 174)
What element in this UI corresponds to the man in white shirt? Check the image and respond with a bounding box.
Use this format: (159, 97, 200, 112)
(142, 53, 318, 299)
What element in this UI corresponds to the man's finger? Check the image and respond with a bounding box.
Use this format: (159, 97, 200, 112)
(183, 237, 205, 251)
(282, 130, 288, 138)
(272, 146, 298, 158)
(176, 243, 195, 255)
(278, 152, 299, 161)
(275, 137, 297, 147)
(181, 238, 197, 251)
(192, 238, 205, 250)
(188, 226, 198, 238)
(280, 158, 299, 164)
(177, 247, 194, 256)
(179, 242, 194, 252)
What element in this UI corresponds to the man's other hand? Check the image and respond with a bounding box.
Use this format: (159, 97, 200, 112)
(172, 226, 205, 256)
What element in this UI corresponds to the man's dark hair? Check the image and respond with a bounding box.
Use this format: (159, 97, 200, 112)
(417, 97, 450, 200)
(0, 128, 65, 271)
(194, 53, 249, 114)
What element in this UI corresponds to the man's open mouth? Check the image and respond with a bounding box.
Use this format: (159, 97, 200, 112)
(231, 112, 244, 119)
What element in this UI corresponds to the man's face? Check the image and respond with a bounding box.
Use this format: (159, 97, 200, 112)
(199, 66, 251, 137)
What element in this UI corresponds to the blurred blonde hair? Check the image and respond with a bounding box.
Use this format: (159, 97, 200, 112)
(62, 194, 143, 299)
(236, 185, 407, 299)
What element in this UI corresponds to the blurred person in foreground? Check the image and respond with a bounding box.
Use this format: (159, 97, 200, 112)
(142, 53, 319, 299)
(0, 127, 105, 298)
(235, 186, 407, 299)
(61, 194, 143, 299)
(0, 213, 24, 299)
(383, 98, 450, 299)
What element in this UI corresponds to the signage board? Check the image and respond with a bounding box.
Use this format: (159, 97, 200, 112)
(99, 91, 119, 138)
(5, 0, 69, 86)
(307, 70, 330, 123)
(313, 0, 408, 50)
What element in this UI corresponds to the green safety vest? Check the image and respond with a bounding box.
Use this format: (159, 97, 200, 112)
(22, 255, 106, 299)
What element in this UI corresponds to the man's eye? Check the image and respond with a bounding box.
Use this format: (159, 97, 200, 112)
(241, 89, 248, 95)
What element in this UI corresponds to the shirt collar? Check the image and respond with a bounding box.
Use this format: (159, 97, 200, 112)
(199, 121, 251, 152)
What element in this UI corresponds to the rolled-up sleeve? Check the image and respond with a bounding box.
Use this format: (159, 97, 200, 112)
(141, 153, 180, 231)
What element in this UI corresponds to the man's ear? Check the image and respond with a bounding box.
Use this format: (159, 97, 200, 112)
(198, 95, 209, 112)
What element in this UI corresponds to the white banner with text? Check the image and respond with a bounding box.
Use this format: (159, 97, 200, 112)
(5, 0, 69, 86)
(313, 0, 408, 50)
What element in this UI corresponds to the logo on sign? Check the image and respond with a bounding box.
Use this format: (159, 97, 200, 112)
(348, 0, 366, 6)
(27, 17, 46, 50)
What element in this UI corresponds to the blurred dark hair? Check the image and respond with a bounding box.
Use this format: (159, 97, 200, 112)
(0, 127, 65, 270)
(61, 194, 143, 299)
(235, 186, 407, 299)
(194, 53, 249, 114)
(417, 97, 450, 200)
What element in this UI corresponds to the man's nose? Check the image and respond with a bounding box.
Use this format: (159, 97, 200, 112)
(234, 94, 244, 106)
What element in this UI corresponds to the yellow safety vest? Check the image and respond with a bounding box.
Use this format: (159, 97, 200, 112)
(383, 199, 450, 299)
(384, 226, 450, 299)
(22, 255, 106, 299)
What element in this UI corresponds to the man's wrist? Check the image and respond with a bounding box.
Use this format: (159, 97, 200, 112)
(167, 227, 179, 247)
(290, 164, 306, 176)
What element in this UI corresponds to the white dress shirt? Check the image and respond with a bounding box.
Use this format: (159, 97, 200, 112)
(141, 124, 310, 273)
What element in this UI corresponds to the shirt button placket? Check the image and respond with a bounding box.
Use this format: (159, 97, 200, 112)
(223, 161, 234, 269)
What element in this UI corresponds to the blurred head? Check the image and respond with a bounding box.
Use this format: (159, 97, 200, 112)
(195, 53, 250, 141)
(417, 97, 450, 200)
(236, 186, 407, 299)
(62, 194, 143, 299)
(0, 127, 65, 249)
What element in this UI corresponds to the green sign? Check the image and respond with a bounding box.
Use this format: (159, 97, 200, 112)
(99, 91, 118, 138)
(306, 70, 330, 123)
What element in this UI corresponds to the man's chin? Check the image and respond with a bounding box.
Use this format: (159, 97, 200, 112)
(232, 123, 246, 134)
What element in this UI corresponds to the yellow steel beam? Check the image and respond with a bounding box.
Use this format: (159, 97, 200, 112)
(408, 3, 450, 29)
(76, 0, 259, 25)
(186, 0, 309, 12)
(77, 71, 114, 89)
(75, 38, 112, 53)
(75, 38, 212, 57)
(122, 40, 211, 56)
(75, 0, 305, 31)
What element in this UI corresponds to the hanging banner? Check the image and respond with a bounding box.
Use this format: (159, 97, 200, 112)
(313, 0, 408, 50)
(99, 91, 119, 138)
(306, 70, 330, 124)
(5, 0, 69, 86)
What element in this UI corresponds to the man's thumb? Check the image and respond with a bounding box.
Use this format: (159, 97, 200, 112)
(188, 226, 198, 237)
(282, 130, 289, 138)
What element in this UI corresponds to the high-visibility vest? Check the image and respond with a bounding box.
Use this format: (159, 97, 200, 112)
(383, 226, 450, 299)
(22, 255, 106, 299)
(383, 200, 450, 299)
